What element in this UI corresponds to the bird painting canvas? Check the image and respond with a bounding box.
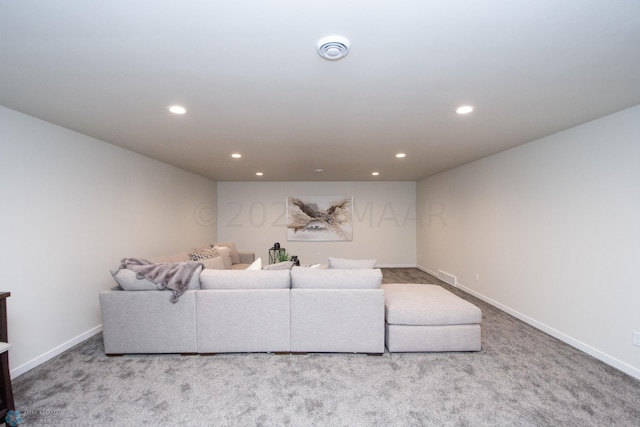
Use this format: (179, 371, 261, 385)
(286, 196, 353, 241)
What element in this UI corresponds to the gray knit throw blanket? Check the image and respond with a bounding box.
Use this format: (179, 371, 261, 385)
(118, 258, 203, 303)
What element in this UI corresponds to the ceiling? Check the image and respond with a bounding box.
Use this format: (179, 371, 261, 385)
(2, 1, 640, 182)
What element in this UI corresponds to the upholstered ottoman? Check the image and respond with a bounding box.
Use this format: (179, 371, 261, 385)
(381, 283, 482, 352)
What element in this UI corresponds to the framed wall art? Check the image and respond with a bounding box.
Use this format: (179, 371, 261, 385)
(286, 196, 353, 241)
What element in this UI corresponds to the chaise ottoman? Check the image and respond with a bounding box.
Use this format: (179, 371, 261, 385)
(381, 283, 482, 352)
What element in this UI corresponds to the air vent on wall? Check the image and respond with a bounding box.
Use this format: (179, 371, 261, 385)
(438, 270, 458, 287)
(317, 36, 351, 60)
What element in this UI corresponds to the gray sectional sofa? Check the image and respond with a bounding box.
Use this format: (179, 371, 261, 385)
(99, 266, 385, 355)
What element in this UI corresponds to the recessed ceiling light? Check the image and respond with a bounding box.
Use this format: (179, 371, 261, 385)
(314, 169, 324, 173)
(231, 153, 242, 158)
(456, 105, 474, 115)
(372, 172, 380, 176)
(395, 153, 406, 158)
(168, 105, 187, 115)
(317, 36, 351, 61)
(256, 172, 263, 176)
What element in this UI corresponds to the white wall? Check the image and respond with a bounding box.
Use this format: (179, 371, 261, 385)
(417, 104, 640, 379)
(0, 106, 217, 377)
(217, 181, 416, 266)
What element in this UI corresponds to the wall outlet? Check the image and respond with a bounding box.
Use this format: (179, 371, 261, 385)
(634, 331, 640, 347)
(475, 273, 480, 282)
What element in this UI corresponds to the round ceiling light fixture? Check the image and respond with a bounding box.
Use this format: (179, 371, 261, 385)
(168, 105, 187, 115)
(456, 105, 474, 115)
(317, 36, 351, 60)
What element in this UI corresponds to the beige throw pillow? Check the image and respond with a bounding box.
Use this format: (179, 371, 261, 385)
(213, 246, 233, 269)
(202, 256, 225, 270)
(214, 241, 240, 264)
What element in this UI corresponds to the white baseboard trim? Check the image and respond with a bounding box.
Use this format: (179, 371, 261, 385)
(416, 264, 640, 381)
(11, 324, 103, 379)
(417, 266, 439, 278)
(376, 263, 417, 268)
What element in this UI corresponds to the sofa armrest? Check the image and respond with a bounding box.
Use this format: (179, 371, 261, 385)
(237, 252, 255, 264)
(99, 289, 198, 354)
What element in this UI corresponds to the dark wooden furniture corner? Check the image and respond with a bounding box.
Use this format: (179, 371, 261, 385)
(0, 292, 14, 421)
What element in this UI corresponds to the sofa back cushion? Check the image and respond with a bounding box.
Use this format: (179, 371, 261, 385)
(200, 269, 291, 289)
(291, 266, 382, 289)
(328, 257, 377, 269)
(151, 251, 191, 264)
(112, 265, 202, 291)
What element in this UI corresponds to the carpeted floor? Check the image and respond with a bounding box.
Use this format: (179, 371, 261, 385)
(11, 268, 640, 426)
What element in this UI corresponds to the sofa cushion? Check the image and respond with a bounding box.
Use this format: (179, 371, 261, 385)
(112, 265, 202, 291)
(382, 283, 482, 326)
(291, 266, 382, 289)
(328, 257, 377, 269)
(151, 251, 190, 264)
(200, 269, 291, 289)
(262, 260, 294, 270)
(212, 246, 233, 269)
(238, 252, 256, 265)
(151, 244, 213, 264)
(214, 241, 240, 264)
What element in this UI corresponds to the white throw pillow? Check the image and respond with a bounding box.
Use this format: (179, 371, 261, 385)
(246, 257, 262, 270)
(262, 260, 294, 270)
